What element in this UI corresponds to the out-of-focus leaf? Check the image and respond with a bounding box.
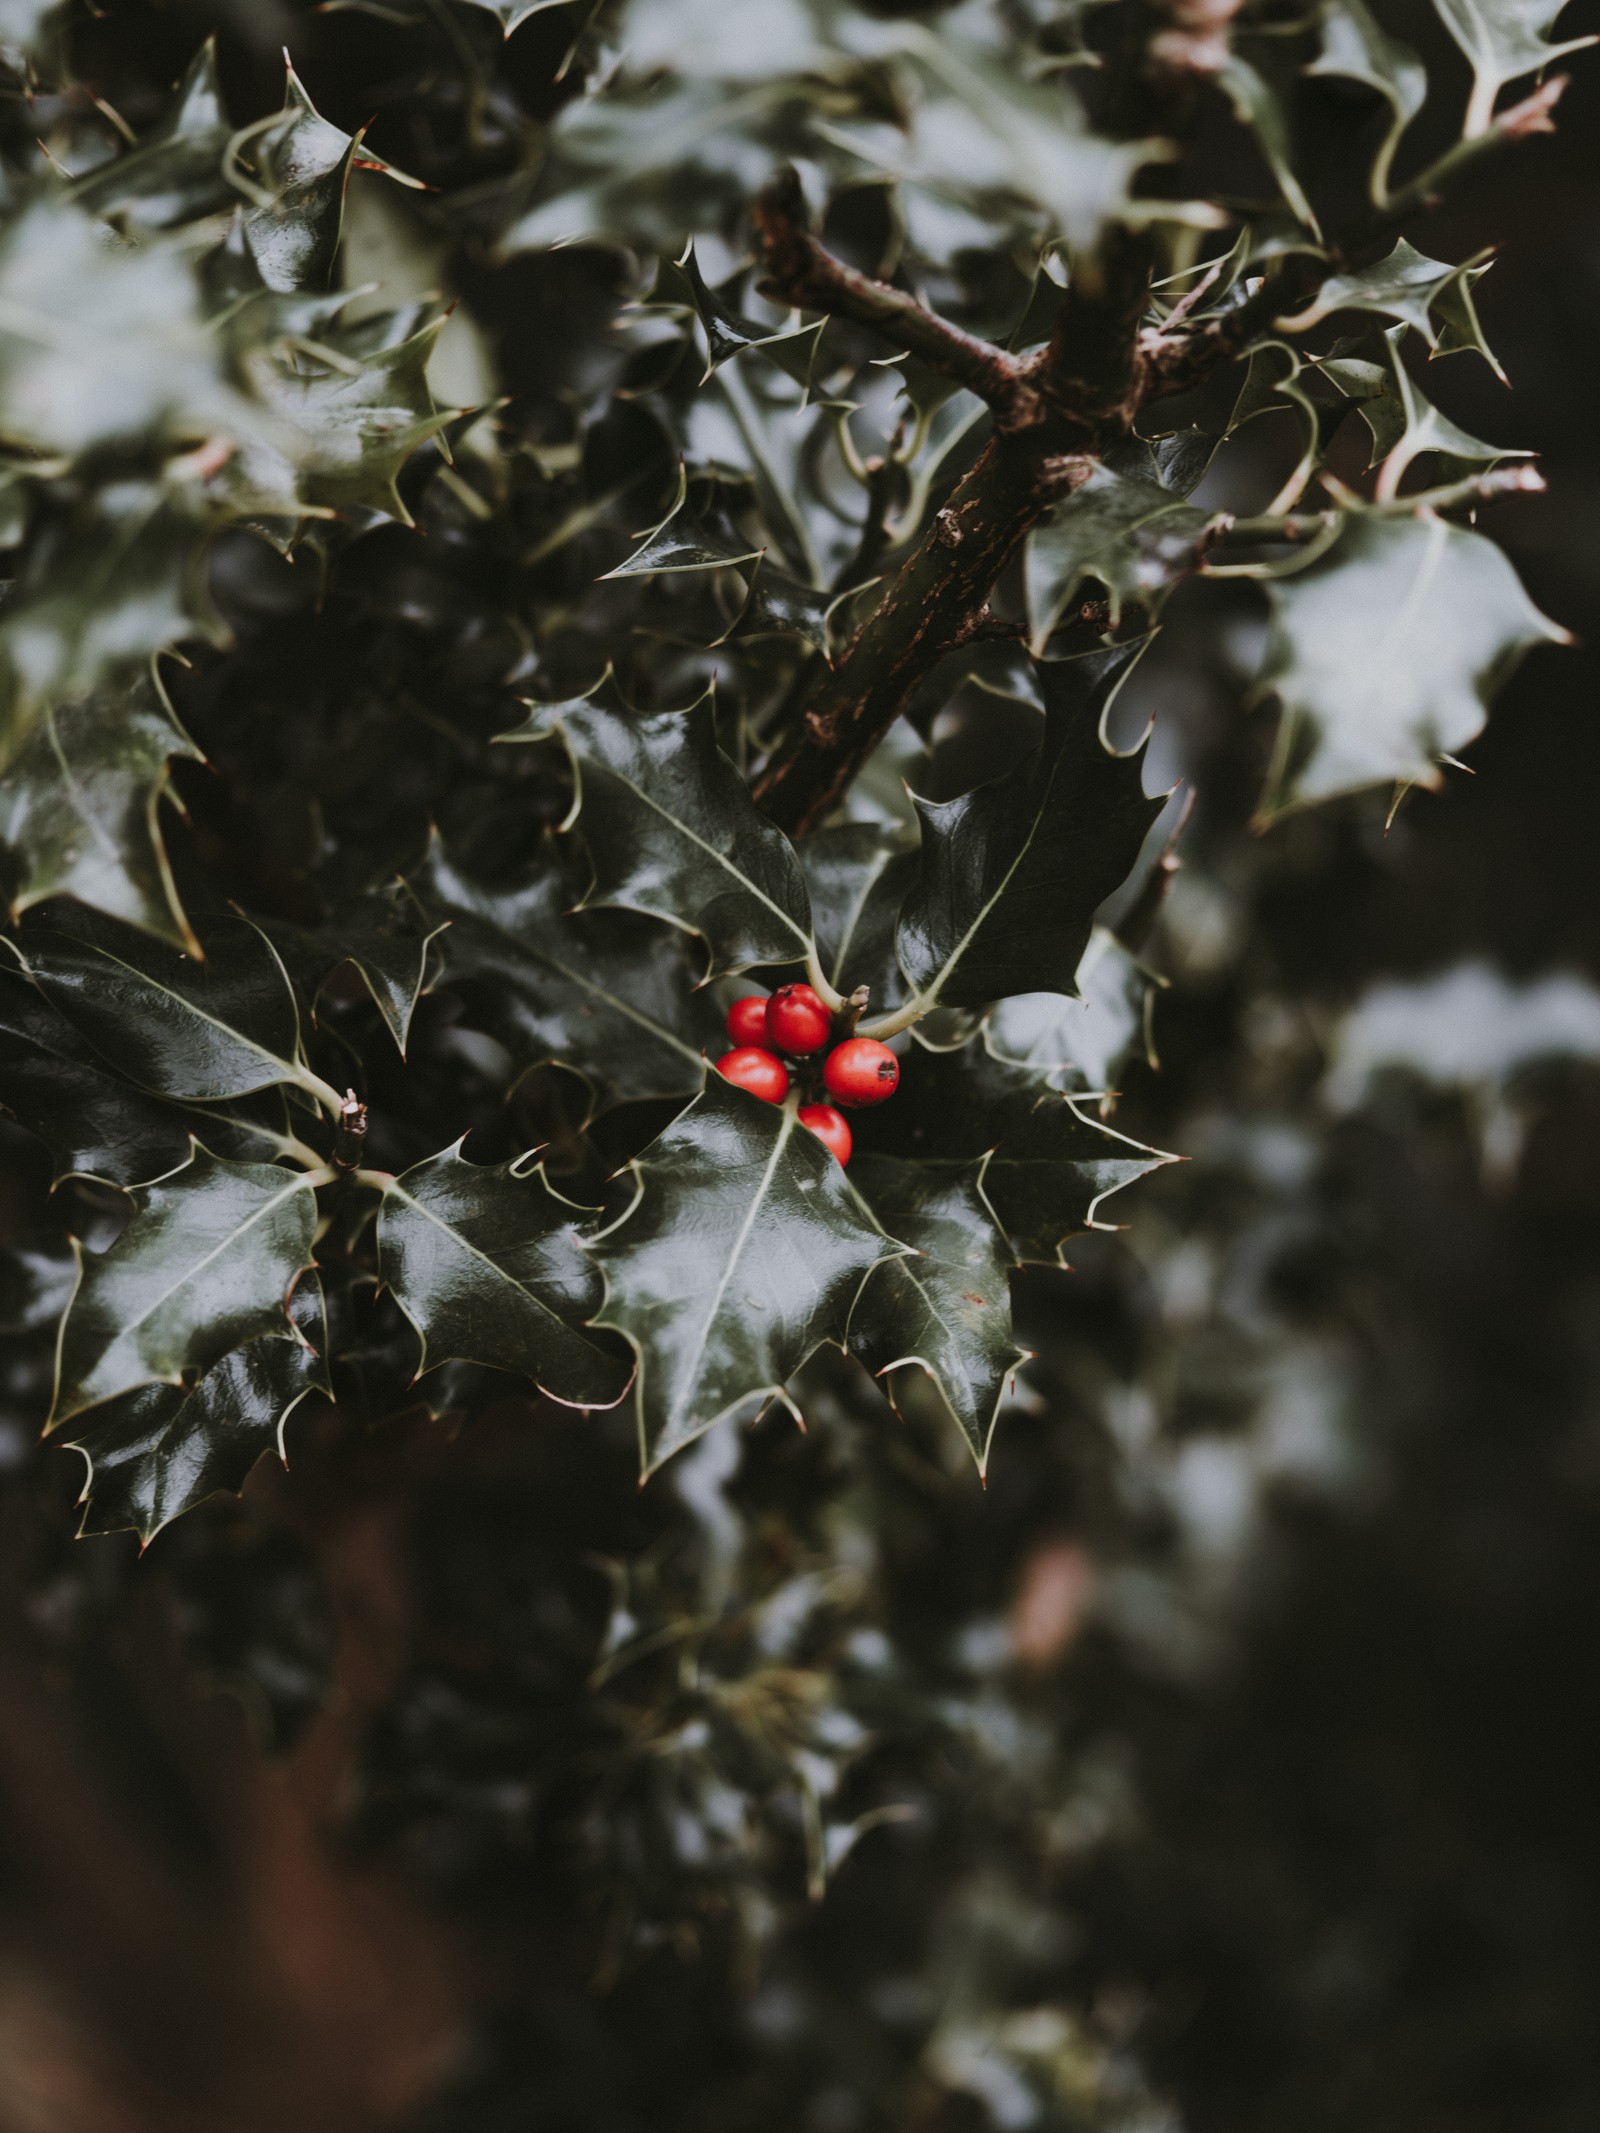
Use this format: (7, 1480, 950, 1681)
(1254, 510, 1567, 816)
(66, 1277, 330, 1543)
(1430, 0, 1596, 132)
(1024, 437, 1212, 645)
(414, 837, 711, 1110)
(1308, 0, 1427, 203)
(19, 904, 323, 1106)
(591, 1075, 903, 1473)
(0, 477, 220, 764)
(600, 464, 765, 578)
(799, 819, 915, 1015)
(983, 926, 1157, 1096)
(376, 1144, 631, 1408)
(1218, 52, 1319, 230)
(1431, 255, 1505, 379)
(70, 39, 236, 232)
(848, 1154, 1023, 1471)
(0, 196, 242, 459)
(0, 671, 202, 948)
(896, 641, 1163, 1013)
(720, 557, 835, 655)
(51, 1145, 321, 1424)
(1327, 324, 1523, 492)
(503, 672, 814, 979)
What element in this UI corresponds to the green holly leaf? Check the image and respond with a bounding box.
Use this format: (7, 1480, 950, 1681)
(1324, 324, 1524, 491)
(51, 1145, 322, 1424)
(376, 1145, 632, 1409)
(65, 1277, 330, 1543)
(69, 39, 236, 233)
(19, 904, 330, 1109)
(1430, 254, 1505, 379)
(1255, 511, 1567, 817)
(0, 478, 220, 764)
(983, 925, 1157, 1097)
(591, 1076, 904, 1473)
(262, 886, 446, 1056)
(0, 670, 203, 949)
(799, 820, 916, 1016)
(1430, 0, 1596, 133)
(647, 246, 824, 382)
(848, 1154, 1024, 1472)
(234, 66, 368, 294)
(1308, 0, 1427, 204)
(871, 1043, 1174, 1265)
(721, 557, 837, 656)
(1024, 437, 1213, 646)
(414, 836, 712, 1110)
(896, 641, 1164, 1014)
(1218, 51, 1320, 231)
(1281, 238, 1458, 343)
(600, 464, 766, 578)
(501, 673, 815, 979)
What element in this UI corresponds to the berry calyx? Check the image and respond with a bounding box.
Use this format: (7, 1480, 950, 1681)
(716, 1046, 790, 1105)
(726, 994, 770, 1047)
(799, 1104, 852, 1167)
(765, 983, 833, 1056)
(823, 1037, 899, 1108)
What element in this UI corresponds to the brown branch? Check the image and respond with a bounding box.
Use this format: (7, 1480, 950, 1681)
(753, 169, 1031, 416)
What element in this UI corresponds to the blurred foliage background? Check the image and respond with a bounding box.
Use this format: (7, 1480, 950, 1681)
(1, 1, 1599, 2129)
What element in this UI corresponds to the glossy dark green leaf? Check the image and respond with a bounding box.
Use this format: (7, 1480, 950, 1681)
(69, 39, 236, 232)
(896, 641, 1163, 1013)
(262, 886, 446, 1055)
(65, 1277, 330, 1543)
(20, 904, 328, 1108)
(1024, 438, 1212, 646)
(848, 1154, 1023, 1472)
(800, 820, 916, 1016)
(1218, 51, 1319, 231)
(0, 479, 220, 763)
(591, 1075, 903, 1473)
(414, 836, 712, 1109)
(721, 558, 836, 656)
(870, 1042, 1174, 1265)
(376, 1144, 631, 1408)
(600, 468, 765, 578)
(235, 66, 364, 295)
(1335, 325, 1522, 493)
(0, 967, 308, 1185)
(1255, 511, 1567, 816)
(502, 673, 814, 978)
(52, 1144, 322, 1423)
(0, 670, 203, 948)
(1431, 255, 1504, 378)
(1308, 0, 1426, 204)
(1282, 238, 1458, 343)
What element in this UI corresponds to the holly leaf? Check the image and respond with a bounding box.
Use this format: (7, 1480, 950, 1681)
(848, 1154, 1024, 1472)
(0, 670, 203, 949)
(501, 672, 815, 979)
(236, 65, 379, 294)
(1430, 0, 1596, 132)
(1254, 510, 1567, 817)
(375, 1144, 631, 1409)
(983, 925, 1157, 1096)
(65, 1277, 330, 1543)
(896, 641, 1164, 1013)
(414, 836, 712, 1110)
(1280, 238, 1458, 343)
(600, 464, 765, 578)
(1328, 324, 1524, 491)
(0, 195, 244, 461)
(0, 478, 220, 764)
(1431, 256, 1505, 378)
(800, 820, 916, 1016)
(262, 886, 446, 1056)
(19, 904, 326, 1108)
(590, 1075, 904, 1473)
(51, 1145, 321, 1424)
(869, 1043, 1174, 1265)
(0, 967, 306, 1185)
(1309, 0, 1427, 205)
(1218, 52, 1320, 231)
(1024, 437, 1213, 645)
(69, 39, 237, 233)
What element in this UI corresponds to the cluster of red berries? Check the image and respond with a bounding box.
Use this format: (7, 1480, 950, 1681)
(716, 984, 899, 1167)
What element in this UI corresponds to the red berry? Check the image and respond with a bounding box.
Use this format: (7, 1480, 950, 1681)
(765, 982, 833, 1057)
(716, 1046, 790, 1105)
(823, 1037, 900, 1108)
(799, 1104, 852, 1167)
(726, 994, 769, 1047)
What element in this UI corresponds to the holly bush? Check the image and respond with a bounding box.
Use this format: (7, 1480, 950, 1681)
(0, 0, 1591, 2125)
